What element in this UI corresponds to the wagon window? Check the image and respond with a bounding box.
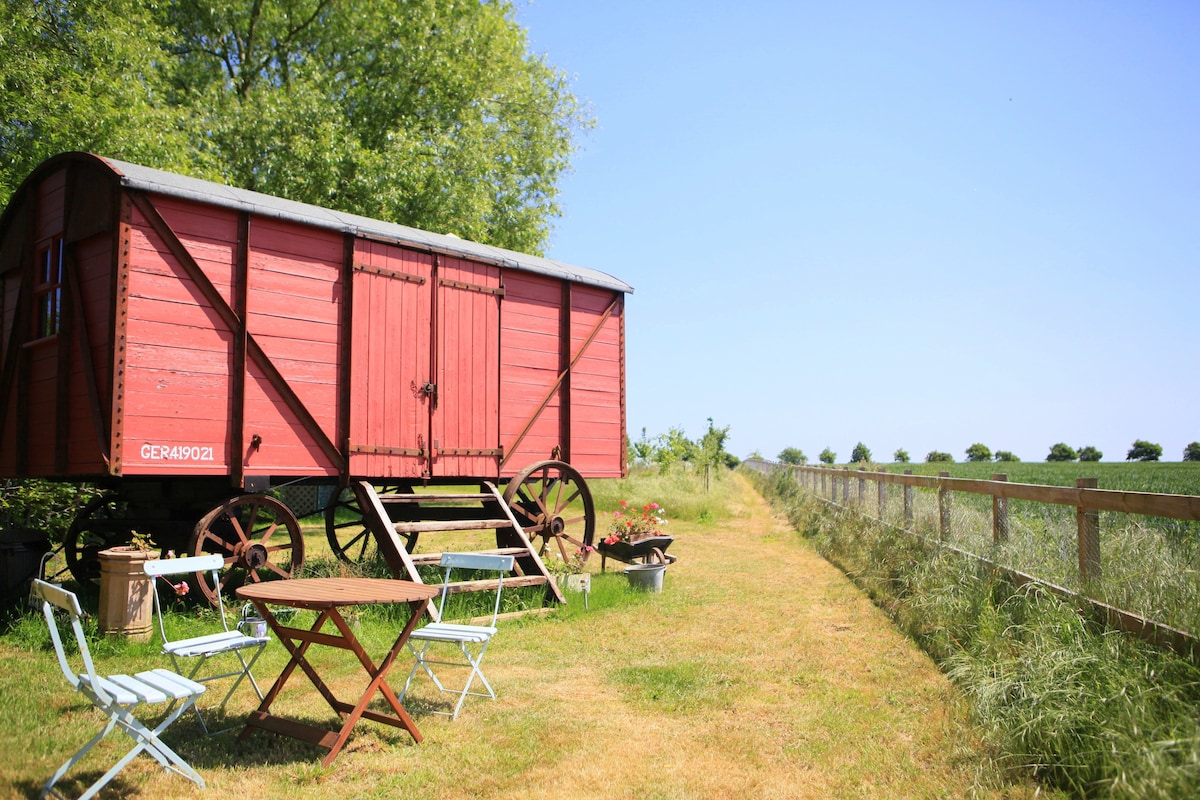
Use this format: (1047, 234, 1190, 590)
(34, 237, 63, 339)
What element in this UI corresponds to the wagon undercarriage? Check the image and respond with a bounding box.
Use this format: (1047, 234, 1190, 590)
(59, 458, 598, 608)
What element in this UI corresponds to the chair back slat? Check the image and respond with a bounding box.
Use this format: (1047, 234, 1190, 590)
(439, 552, 514, 572)
(32, 579, 104, 701)
(143, 554, 223, 576)
(435, 553, 513, 626)
(145, 555, 230, 640)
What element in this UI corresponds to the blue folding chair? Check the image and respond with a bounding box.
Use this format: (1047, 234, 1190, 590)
(144, 554, 270, 733)
(32, 579, 206, 799)
(399, 552, 514, 720)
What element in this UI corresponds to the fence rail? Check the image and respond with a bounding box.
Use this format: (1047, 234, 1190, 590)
(743, 458, 1200, 661)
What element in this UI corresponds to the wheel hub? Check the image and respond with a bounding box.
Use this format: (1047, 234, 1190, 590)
(235, 542, 269, 570)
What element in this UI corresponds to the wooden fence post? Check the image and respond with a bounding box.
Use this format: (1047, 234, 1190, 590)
(938, 471, 951, 540)
(857, 470, 866, 507)
(903, 469, 913, 528)
(842, 467, 850, 504)
(1077, 477, 1101, 582)
(992, 473, 1009, 544)
(877, 470, 887, 521)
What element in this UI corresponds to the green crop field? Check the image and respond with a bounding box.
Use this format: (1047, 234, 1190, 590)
(875, 460, 1200, 496)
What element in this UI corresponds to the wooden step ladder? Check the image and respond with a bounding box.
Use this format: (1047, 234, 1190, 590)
(352, 480, 566, 618)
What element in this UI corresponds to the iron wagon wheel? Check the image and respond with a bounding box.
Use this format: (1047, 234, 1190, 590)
(324, 483, 420, 563)
(501, 460, 596, 566)
(63, 493, 136, 589)
(189, 493, 305, 606)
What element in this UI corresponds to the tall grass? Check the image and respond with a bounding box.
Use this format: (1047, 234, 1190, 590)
(749, 465, 1200, 799)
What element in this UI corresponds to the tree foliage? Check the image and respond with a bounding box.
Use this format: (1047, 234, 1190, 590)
(1046, 443, 1077, 462)
(627, 422, 737, 472)
(1126, 440, 1163, 462)
(1078, 446, 1103, 462)
(0, 0, 590, 254)
(893, 449, 910, 464)
(925, 451, 953, 463)
(777, 447, 807, 465)
(965, 443, 992, 462)
(1185, 442, 1200, 462)
(994, 451, 1019, 462)
(819, 448, 836, 465)
(849, 442, 872, 463)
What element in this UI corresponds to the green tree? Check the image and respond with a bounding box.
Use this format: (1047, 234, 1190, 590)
(628, 428, 655, 464)
(994, 451, 1020, 462)
(1, 0, 589, 254)
(1185, 442, 1200, 462)
(1046, 443, 1078, 462)
(697, 418, 737, 469)
(1126, 440, 1163, 462)
(777, 447, 807, 465)
(925, 451, 953, 463)
(893, 448, 910, 463)
(819, 448, 836, 465)
(1078, 445, 1103, 462)
(964, 443, 992, 462)
(850, 442, 872, 463)
(0, 0, 200, 200)
(653, 427, 696, 469)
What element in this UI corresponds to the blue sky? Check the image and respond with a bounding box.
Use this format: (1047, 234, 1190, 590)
(515, 1, 1199, 464)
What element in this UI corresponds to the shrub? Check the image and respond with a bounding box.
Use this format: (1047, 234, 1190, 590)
(1046, 443, 1077, 462)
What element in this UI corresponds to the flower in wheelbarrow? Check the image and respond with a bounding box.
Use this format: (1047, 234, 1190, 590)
(603, 500, 668, 544)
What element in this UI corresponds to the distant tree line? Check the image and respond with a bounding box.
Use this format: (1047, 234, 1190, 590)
(774, 439, 1200, 464)
(629, 419, 738, 472)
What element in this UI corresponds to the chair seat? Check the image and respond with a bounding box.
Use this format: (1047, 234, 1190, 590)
(34, 578, 208, 797)
(410, 622, 496, 643)
(164, 630, 270, 658)
(81, 669, 207, 705)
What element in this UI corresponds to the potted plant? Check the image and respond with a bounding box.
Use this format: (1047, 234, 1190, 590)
(544, 546, 594, 594)
(97, 530, 160, 640)
(596, 501, 675, 573)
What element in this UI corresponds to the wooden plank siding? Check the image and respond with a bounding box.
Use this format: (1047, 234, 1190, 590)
(433, 255, 501, 478)
(243, 217, 342, 476)
(348, 240, 433, 480)
(499, 271, 563, 472)
(120, 198, 235, 475)
(0, 153, 630, 486)
(568, 286, 625, 477)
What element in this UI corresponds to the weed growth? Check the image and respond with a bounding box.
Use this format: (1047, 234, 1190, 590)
(749, 465, 1200, 799)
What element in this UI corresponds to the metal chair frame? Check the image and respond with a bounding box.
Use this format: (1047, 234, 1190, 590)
(144, 554, 269, 733)
(399, 552, 514, 720)
(32, 578, 206, 800)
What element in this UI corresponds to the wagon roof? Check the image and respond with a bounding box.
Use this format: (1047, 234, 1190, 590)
(46, 153, 633, 293)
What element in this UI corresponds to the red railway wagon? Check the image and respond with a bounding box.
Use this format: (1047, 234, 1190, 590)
(0, 152, 631, 604)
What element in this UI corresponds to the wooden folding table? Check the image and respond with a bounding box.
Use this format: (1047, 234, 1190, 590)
(236, 577, 439, 766)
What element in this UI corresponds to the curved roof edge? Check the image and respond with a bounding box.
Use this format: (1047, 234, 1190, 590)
(31, 152, 634, 294)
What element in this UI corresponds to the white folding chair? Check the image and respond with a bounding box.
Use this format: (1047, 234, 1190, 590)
(32, 579, 206, 799)
(399, 552, 515, 720)
(144, 554, 269, 734)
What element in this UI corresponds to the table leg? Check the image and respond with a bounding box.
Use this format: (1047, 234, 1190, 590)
(322, 598, 429, 765)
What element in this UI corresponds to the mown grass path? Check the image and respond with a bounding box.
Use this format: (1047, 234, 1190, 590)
(1, 474, 1043, 799)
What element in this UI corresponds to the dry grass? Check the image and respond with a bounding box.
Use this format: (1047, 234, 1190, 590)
(0, 472, 1044, 799)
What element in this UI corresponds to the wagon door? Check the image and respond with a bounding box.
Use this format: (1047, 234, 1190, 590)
(431, 256, 501, 478)
(347, 241, 434, 479)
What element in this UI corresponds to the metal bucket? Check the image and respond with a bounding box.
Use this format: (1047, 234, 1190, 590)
(623, 563, 666, 592)
(238, 603, 268, 638)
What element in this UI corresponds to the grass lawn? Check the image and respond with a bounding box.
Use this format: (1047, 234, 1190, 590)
(0, 470, 1049, 799)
